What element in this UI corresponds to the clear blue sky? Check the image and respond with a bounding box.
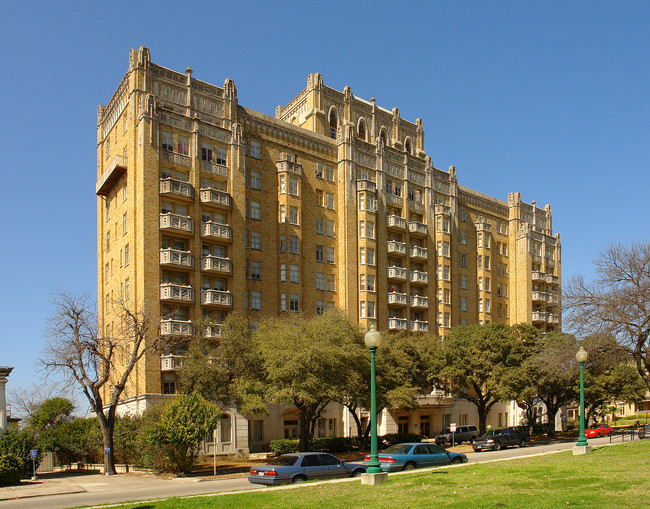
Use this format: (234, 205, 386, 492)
(1, 1, 648, 403)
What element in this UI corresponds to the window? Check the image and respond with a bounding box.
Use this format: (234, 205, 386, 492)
(122, 212, 128, 235)
(105, 263, 109, 282)
(289, 206, 299, 225)
(485, 256, 490, 270)
(124, 244, 129, 266)
(478, 255, 483, 269)
(316, 162, 324, 178)
(201, 142, 213, 161)
(437, 312, 443, 328)
(125, 278, 130, 300)
(316, 190, 324, 207)
(486, 299, 491, 313)
(366, 221, 374, 239)
(444, 312, 450, 328)
(326, 274, 335, 292)
(444, 265, 450, 280)
(280, 264, 286, 282)
(279, 204, 286, 223)
(317, 272, 325, 290)
(360, 301, 366, 318)
(358, 193, 365, 211)
(290, 294, 299, 312)
(250, 231, 261, 250)
(162, 131, 173, 151)
(460, 275, 468, 290)
(367, 248, 375, 265)
(289, 235, 299, 254)
(326, 220, 335, 237)
(326, 247, 335, 264)
(280, 293, 287, 311)
(459, 296, 467, 311)
(316, 245, 324, 262)
(250, 171, 261, 190)
(358, 119, 366, 140)
(460, 231, 467, 245)
(460, 253, 467, 267)
(367, 301, 375, 318)
(496, 283, 502, 297)
(329, 110, 337, 139)
(279, 175, 286, 194)
(106, 231, 111, 251)
(326, 192, 335, 209)
(359, 248, 366, 265)
(250, 201, 261, 220)
(316, 217, 324, 234)
(485, 234, 491, 249)
(478, 277, 483, 291)
(437, 241, 443, 257)
(444, 288, 451, 304)
(325, 165, 334, 181)
(437, 265, 443, 280)
(443, 218, 450, 232)
(359, 274, 366, 291)
(367, 275, 375, 292)
(316, 300, 325, 315)
(436, 217, 441, 232)
(289, 177, 299, 196)
(251, 291, 262, 310)
(280, 234, 286, 253)
(215, 146, 227, 165)
(359, 220, 365, 238)
(485, 277, 491, 292)
(290, 265, 300, 283)
(250, 261, 261, 280)
(478, 233, 483, 248)
(460, 208, 466, 222)
(177, 135, 189, 155)
(250, 140, 261, 159)
(405, 138, 411, 154)
(479, 299, 483, 312)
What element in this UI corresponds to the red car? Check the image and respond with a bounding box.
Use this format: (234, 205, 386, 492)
(585, 424, 613, 438)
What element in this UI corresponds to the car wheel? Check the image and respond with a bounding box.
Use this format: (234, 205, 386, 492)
(452, 457, 462, 465)
(403, 462, 416, 471)
(291, 475, 307, 484)
(519, 439, 527, 448)
(470, 437, 476, 444)
(351, 469, 363, 478)
(596, 433, 601, 438)
(494, 442, 502, 451)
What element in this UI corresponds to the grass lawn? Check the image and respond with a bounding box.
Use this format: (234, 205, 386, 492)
(109, 440, 650, 508)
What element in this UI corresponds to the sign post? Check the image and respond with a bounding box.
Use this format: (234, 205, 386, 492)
(450, 423, 457, 447)
(104, 448, 111, 476)
(30, 449, 37, 481)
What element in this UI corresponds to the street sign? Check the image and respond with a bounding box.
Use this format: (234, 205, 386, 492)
(30, 449, 37, 458)
(104, 448, 111, 455)
(450, 423, 457, 432)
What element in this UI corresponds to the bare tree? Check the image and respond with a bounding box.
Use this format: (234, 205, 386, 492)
(564, 241, 650, 391)
(41, 289, 156, 475)
(8, 381, 73, 422)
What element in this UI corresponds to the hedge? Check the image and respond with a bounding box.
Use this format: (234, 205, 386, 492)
(0, 453, 24, 486)
(269, 433, 422, 455)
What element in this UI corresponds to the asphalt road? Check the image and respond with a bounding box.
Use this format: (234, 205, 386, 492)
(0, 435, 631, 509)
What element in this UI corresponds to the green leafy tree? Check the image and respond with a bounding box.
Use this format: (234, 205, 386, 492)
(29, 397, 74, 431)
(0, 427, 38, 474)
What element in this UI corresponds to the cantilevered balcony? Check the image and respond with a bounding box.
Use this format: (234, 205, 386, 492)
(416, 389, 453, 407)
(387, 240, 407, 256)
(199, 188, 232, 209)
(387, 215, 407, 230)
(159, 178, 194, 200)
(159, 213, 193, 235)
(408, 200, 424, 214)
(159, 248, 194, 270)
(161, 150, 191, 168)
(387, 266, 408, 281)
(410, 295, 429, 309)
(387, 292, 408, 306)
(160, 319, 194, 337)
(203, 323, 222, 339)
(545, 257, 555, 268)
(531, 291, 548, 303)
(356, 179, 376, 192)
(201, 289, 233, 308)
(410, 270, 429, 285)
(434, 204, 451, 216)
(200, 221, 233, 242)
(160, 354, 184, 372)
(388, 318, 408, 331)
(276, 160, 303, 176)
(546, 275, 559, 286)
(547, 314, 560, 325)
(532, 271, 546, 282)
(532, 311, 547, 324)
(410, 246, 428, 260)
(159, 283, 195, 303)
(408, 221, 427, 236)
(96, 154, 127, 196)
(201, 255, 232, 275)
(201, 160, 229, 179)
(411, 320, 429, 333)
(547, 293, 559, 305)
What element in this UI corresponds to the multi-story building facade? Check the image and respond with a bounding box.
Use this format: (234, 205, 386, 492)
(96, 47, 561, 454)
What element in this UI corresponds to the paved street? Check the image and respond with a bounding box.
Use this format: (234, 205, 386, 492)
(0, 435, 634, 509)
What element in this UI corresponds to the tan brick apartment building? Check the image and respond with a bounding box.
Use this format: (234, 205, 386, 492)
(96, 47, 561, 454)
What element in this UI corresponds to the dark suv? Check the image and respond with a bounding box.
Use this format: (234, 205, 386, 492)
(434, 425, 479, 446)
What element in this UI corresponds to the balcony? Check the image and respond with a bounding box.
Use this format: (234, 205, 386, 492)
(546, 275, 559, 286)
(201, 289, 233, 308)
(411, 320, 429, 333)
(96, 154, 127, 196)
(408, 200, 424, 214)
(159, 283, 195, 303)
(434, 204, 451, 216)
(417, 389, 453, 407)
(203, 323, 222, 339)
(201, 255, 232, 275)
(531, 254, 542, 264)
(387, 292, 408, 306)
(387, 215, 407, 230)
(161, 150, 191, 168)
(547, 292, 559, 305)
(410, 295, 429, 308)
(356, 179, 376, 192)
(408, 221, 427, 236)
(387, 240, 407, 256)
(387, 266, 407, 280)
(532, 271, 546, 282)
(160, 319, 194, 337)
(475, 221, 491, 232)
(159, 213, 193, 235)
(547, 314, 560, 325)
(410, 246, 428, 260)
(160, 354, 184, 372)
(410, 270, 429, 285)
(200, 221, 233, 242)
(200, 188, 232, 209)
(201, 160, 229, 179)
(531, 291, 548, 303)
(532, 311, 547, 324)
(386, 194, 403, 207)
(276, 160, 303, 176)
(545, 257, 555, 268)
(388, 318, 408, 331)
(159, 248, 194, 270)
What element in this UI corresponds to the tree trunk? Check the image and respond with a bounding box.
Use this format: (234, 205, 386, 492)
(298, 409, 313, 452)
(96, 406, 117, 475)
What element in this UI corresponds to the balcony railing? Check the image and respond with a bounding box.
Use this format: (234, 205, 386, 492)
(387, 215, 406, 230)
(276, 160, 303, 176)
(532, 271, 546, 282)
(531, 291, 548, 303)
(201, 160, 229, 179)
(200, 188, 232, 208)
(387, 266, 408, 280)
(356, 179, 376, 192)
(200, 221, 233, 242)
(411, 320, 429, 333)
(410, 271, 429, 284)
(475, 221, 491, 232)
(203, 323, 222, 339)
(388, 318, 408, 330)
(547, 293, 559, 304)
(160, 319, 194, 337)
(159, 213, 193, 235)
(546, 275, 559, 286)
(160, 354, 184, 372)
(159, 178, 194, 200)
(410, 295, 429, 308)
(434, 204, 451, 216)
(386, 194, 403, 207)
(408, 221, 427, 236)
(201, 289, 233, 308)
(408, 200, 424, 214)
(410, 246, 428, 260)
(159, 283, 195, 303)
(547, 314, 559, 325)
(161, 150, 191, 168)
(387, 292, 408, 306)
(532, 311, 547, 323)
(159, 248, 194, 269)
(201, 255, 232, 274)
(387, 240, 407, 255)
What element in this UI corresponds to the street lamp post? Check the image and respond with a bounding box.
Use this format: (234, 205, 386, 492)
(364, 328, 383, 475)
(573, 346, 591, 455)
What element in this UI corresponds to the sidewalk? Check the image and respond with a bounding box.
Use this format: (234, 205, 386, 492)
(0, 471, 96, 501)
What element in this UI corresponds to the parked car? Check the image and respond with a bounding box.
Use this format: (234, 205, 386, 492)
(363, 442, 468, 472)
(637, 424, 650, 439)
(248, 452, 366, 485)
(472, 427, 530, 452)
(585, 423, 613, 438)
(434, 425, 479, 445)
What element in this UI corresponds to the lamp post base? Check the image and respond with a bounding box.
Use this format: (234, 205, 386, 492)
(361, 472, 388, 485)
(572, 445, 592, 455)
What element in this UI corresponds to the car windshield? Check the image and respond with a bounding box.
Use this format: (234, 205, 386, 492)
(440, 428, 451, 434)
(382, 444, 413, 455)
(483, 429, 501, 436)
(267, 455, 298, 466)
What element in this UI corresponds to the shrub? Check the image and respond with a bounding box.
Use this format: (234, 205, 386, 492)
(0, 453, 24, 486)
(269, 439, 299, 455)
(0, 427, 38, 473)
(312, 437, 354, 453)
(379, 433, 421, 447)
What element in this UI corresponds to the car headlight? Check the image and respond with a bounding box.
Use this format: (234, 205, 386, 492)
(486, 439, 493, 443)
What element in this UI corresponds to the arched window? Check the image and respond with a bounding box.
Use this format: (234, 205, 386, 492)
(404, 138, 412, 154)
(328, 109, 337, 139)
(379, 128, 387, 146)
(358, 119, 366, 141)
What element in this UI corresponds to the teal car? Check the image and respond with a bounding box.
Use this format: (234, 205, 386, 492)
(363, 442, 468, 472)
